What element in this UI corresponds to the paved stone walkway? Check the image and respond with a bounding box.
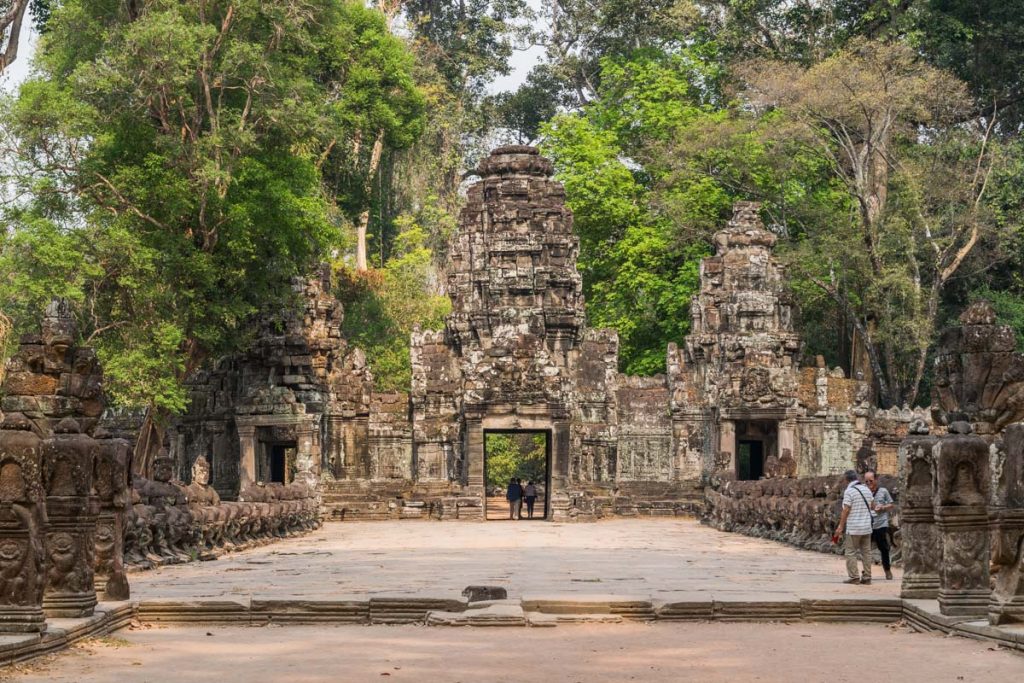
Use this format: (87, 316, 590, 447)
(130, 519, 900, 602)
(7, 622, 1023, 683)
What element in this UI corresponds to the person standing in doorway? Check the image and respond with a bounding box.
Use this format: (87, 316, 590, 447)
(834, 469, 875, 584)
(506, 477, 522, 520)
(524, 480, 537, 519)
(865, 470, 895, 580)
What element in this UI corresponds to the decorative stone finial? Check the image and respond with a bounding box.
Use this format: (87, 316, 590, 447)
(41, 299, 77, 352)
(475, 145, 554, 178)
(714, 202, 776, 254)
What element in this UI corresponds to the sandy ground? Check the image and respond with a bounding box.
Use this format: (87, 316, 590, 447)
(128, 519, 902, 602)
(4, 622, 1022, 683)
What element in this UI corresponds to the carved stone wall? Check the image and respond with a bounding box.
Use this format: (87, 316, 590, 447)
(173, 148, 900, 522)
(896, 303, 1024, 621)
(173, 267, 373, 499)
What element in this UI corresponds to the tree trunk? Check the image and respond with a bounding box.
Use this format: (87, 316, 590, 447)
(355, 130, 386, 272)
(0, 0, 29, 75)
(355, 210, 370, 271)
(132, 407, 167, 478)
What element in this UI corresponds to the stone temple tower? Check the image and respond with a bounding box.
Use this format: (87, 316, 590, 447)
(674, 202, 804, 480)
(446, 145, 586, 364)
(411, 146, 618, 517)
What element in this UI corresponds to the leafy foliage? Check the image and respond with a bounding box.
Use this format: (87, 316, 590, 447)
(0, 0, 421, 414)
(338, 207, 451, 391)
(485, 433, 547, 489)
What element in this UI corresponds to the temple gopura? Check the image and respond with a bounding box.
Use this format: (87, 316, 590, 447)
(172, 146, 918, 520)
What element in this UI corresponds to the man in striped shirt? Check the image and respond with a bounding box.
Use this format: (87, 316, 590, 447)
(835, 469, 875, 584)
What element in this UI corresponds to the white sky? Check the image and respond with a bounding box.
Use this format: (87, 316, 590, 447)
(0, 22, 36, 93)
(2, 4, 541, 95)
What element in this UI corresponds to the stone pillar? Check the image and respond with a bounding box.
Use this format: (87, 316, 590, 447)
(719, 420, 736, 475)
(465, 418, 484, 493)
(0, 414, 48, 633)
(93, 430, 131, 601)
(324, 414, 345, 478)
(42, 418, 98, 618)
(237, 423, 257, 491)
(898, 428, 940, 599)
(778, 420, 795, 462)
(294, 419, 318, 490)
(934, 422, 991, 617)
(989, 423, 1024, 624)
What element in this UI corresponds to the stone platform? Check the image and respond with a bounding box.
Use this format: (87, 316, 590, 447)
(7, 519, 1024, 672)
(128, 518, 902, 604)
(124, 518, 912, 626)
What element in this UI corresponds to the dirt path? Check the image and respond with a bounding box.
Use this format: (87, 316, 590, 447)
(5, 622, 1022, 683)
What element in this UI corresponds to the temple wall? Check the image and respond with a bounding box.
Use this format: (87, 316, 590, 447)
(614, 376, 673, 482)
(164, 150, 904, 523)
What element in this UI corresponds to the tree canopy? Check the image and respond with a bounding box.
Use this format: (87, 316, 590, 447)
(2, 0, 1023, 417)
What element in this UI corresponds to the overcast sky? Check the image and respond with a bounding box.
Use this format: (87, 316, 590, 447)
(1, 23, 36, 93)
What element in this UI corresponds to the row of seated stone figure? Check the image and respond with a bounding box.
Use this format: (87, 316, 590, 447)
(0, 412, 320, 635)
(703, 474, 901, 556)
(124, 454, 320, 569)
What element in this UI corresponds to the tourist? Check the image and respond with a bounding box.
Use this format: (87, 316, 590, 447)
(524, 481, 537, 519)
(506, 478, 523, 520)
(864, 470, 895, 580)
(834, 469, 875, 585)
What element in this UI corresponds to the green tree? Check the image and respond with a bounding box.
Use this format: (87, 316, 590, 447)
(741, 40, 997, 407)
(318, 1, 426, 272)
(0, 0, 420, 471)
(485, 433, 546, 489)
(338, 204, 451, 391)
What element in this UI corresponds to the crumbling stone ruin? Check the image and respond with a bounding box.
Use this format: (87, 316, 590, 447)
(173, 267, 372, 500)
(0, 304, 105, 632)
(172, 146, 909, 522)
(0, 304, 322, 639)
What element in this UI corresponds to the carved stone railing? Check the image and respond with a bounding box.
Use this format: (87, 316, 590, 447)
(124, 477, 320, 569)
(703, 475, 900, 555)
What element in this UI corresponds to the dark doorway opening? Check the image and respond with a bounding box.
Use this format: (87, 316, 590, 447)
(484, 430, 551, 521)
(270, 445, 288, 484)
(737, 440, 764, 481)
(735, 420, 777, 481)
(258, 441, 295, 484)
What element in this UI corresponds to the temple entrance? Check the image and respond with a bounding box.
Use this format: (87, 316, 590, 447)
(259, 441, 295, 484)
(735, 420, 777, 481)
(483, 430, 551, 521)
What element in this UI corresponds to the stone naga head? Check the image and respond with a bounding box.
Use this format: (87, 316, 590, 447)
(191, 456, 211, 487)
(153, 449, 174, 484)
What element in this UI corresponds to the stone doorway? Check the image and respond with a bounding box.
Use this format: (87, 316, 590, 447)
(483, 430, 551, 521)
(735, 421, 777, 481)
(259, 440, 296, 484)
